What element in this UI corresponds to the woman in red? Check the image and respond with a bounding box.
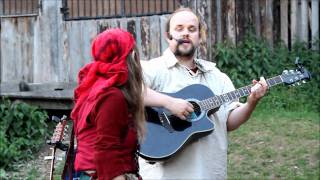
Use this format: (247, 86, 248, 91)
(70, 28, 145, 180)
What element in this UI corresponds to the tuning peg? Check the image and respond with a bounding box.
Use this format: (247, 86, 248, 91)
(297, 82, 301, 86)
(289, 70, 295, 74)
(283, 70, 288, 74)
(52, 116, 60, 123)
(302, 80, 306, 83)
(61, 115, 68, 121)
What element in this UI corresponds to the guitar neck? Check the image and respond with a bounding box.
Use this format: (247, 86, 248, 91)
(199, 75, 283, 111)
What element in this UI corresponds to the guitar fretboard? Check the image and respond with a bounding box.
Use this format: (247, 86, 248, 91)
(198, 75, 283, 111)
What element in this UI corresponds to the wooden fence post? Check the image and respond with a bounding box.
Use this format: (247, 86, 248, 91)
(290, 0, 298, 44)
(254, 0, 261, 39)
(216, 0, 223, 43)
(300, 0, 308, 42)
(311, 0, 319, 50)
(280, 0, 289, 46)
(226, 0, 236, 44)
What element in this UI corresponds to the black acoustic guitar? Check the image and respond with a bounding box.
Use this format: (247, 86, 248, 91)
(139, 63, 311, 161)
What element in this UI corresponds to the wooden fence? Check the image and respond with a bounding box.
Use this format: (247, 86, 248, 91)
(0, 0, 318, 86)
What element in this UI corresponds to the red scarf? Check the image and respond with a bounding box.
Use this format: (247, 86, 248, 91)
(71, 28, 135, 130)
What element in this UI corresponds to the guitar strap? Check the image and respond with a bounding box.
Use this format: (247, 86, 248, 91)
(61, 123, 75, 180)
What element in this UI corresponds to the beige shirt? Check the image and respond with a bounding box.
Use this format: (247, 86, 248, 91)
(140, 48, 242, 180)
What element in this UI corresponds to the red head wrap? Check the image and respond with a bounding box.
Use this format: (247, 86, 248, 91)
(71, 28, 135, 129)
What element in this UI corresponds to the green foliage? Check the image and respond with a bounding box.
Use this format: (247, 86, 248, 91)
(0, 98, 49, 170)
(214, 34, 320, 112)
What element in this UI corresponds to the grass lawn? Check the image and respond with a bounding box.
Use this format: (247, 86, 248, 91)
(4, 108, 319, 179)
(228, 108, 320, 179)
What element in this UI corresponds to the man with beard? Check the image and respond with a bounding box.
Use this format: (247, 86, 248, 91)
(140, 8, 268, 179)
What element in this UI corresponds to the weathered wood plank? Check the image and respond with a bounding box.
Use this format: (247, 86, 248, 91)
(140, 16, 150, 60)
(216, 0, 223, 43)
(236, 0, 250, 42)
(134, 17, 143, 59)
(210, 0, 217, 53)
(33, 0, 60, 82)
(280, 0, 289, 46)
(197, 0, 210, 60)
(272, 0, 281, 43)
(127, 18, 136, 39)
(0, 90, 74, 110)
(225, 0, 236, 44)
(1, 18, 34, 83)
(0, 17, 1, 83)
(261, 0, 273, 46)
(290, 0, 298, 44)
(149, 16, 161, 59)
(311, 0, 319, 50)
(300, 0, 308, 42)
(253, 0, 261, 38)
(160, 15, 169, 53)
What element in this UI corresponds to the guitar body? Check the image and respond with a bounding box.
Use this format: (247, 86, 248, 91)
(139, 64, 311, 161)
(140, 84, 216, 161)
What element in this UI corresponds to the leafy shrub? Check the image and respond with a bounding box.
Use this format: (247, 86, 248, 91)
(214, 34, 319, 112)
(0, 98, 49, 170)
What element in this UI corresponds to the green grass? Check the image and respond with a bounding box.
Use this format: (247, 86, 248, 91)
(228, 108, 320, 179)
(3, 106, 319, 179)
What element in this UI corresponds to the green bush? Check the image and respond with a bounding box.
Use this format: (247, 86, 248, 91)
(0, 98, 49, 170)
(214, 34, 319, 112)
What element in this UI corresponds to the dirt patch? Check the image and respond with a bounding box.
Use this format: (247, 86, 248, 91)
(5, 144, 66, 179)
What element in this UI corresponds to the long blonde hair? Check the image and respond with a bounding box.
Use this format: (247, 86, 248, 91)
(120, 46, 146, 141)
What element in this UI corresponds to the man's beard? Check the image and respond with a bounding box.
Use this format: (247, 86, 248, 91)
(174, 43, 196, 57)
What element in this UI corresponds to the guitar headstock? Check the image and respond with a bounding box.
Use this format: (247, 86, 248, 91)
(280, 61, 311, 86)
(47, 115, 69, 151)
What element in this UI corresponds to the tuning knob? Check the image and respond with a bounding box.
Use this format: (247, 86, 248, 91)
(302, 80, 306, 83)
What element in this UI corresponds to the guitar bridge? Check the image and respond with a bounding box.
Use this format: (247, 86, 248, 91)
(159, 113, 174, 133)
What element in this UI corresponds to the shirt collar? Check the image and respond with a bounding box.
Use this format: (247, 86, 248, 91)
(162, 48, 215, 72)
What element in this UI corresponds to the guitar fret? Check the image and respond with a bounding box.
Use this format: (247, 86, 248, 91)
(266, 79, 271, 87)
(214, 97, 220, 106)
(209, 98, 214, 106)
(275, 76, 283, 84)
(234, 90, 241, 98)
(218, 95, 223, 104)
(243, 87, 250, 95)
(269, 78, 276, 86)
(230, 91, 236, 99)
(206, 99, 211, 109)
(223, 94, 229, 102)
(227, 93, 233, 101)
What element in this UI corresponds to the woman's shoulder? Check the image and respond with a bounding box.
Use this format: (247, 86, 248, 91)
(93, 87, 126, 111)
(99, 87, 125, 103)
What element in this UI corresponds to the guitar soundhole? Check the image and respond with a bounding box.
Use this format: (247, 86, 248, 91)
(190, 101, 201, 117)
(169, 101, 201, 131)
(184, 101, 201, 122)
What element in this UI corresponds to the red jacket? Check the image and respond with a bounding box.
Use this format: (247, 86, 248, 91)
(74, 87, 139, 179)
